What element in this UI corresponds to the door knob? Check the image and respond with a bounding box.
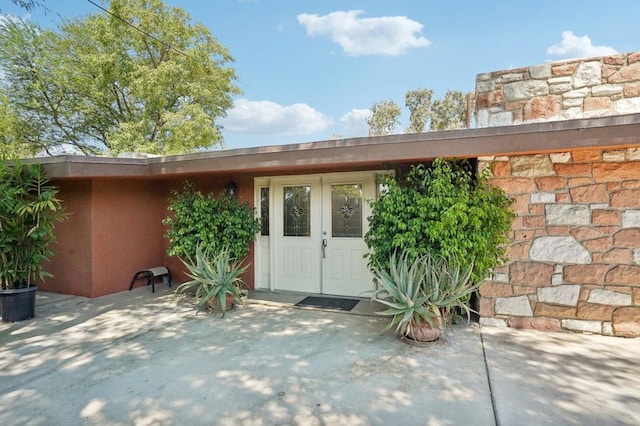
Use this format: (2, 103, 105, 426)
(322, 239, 327, 258)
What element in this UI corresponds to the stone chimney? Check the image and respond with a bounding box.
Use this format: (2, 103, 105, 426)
(475, 52, 640, 127)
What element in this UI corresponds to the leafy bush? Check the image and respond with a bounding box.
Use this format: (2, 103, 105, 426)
(365, 158, 514, 284)
(163, 181, 260, 260)
(0, 161, 67, 289)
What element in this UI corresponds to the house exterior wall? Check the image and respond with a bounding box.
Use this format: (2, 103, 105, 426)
(91, 179, 167, 297)
(479, 148, 640, 337)
(40, 180, 93, 297)
(42, 178, 168, 297)
(475, 52, 640, 127)
(475, 53, 640, 337)
(44, 169, 376, 299)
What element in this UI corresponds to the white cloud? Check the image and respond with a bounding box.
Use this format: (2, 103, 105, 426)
(340, 109, 371, 137)
(221, 99, 332, 136)
(297, 10, 430, 56)
(546, 31, 617, 59)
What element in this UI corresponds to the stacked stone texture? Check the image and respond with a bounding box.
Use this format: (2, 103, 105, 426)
(478, 148, 640, 337)
(475, 52, 640, 126)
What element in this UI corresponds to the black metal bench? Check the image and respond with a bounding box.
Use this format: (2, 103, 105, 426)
(129, 267, 172, 293)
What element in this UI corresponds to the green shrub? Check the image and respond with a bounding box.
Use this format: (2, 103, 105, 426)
(163, 181, 260, 260)
(365, 158, 514, 284)
(0, 161, 67, 289)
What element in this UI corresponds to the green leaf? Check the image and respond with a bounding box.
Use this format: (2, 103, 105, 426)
(0, 1, 240, 156)
(177, 245, 248, 316)
(365, 159, 514, 284)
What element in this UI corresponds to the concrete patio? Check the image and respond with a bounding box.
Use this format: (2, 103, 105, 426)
(1, 288, 639, 425)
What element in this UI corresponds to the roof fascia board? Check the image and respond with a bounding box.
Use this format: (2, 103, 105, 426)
(29, 113, 640, 179)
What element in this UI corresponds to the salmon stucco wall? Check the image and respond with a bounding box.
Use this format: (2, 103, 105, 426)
(46, 174, 258, 298)
(91, 179, 167, 297)
(479, 148, 640, 337)
(40, 180, 93, 297)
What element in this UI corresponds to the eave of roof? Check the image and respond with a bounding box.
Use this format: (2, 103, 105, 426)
(29, 113, 640, 179)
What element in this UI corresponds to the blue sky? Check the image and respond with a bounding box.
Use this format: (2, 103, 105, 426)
(4, 0, 640, 150)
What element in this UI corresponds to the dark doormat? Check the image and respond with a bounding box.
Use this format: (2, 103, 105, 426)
(294, 296, 359, 312)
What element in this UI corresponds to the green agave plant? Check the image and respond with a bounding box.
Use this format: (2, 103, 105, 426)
(177, 245, 248, 316)
(421, 253, 478, 325)
(370, 250, 478, 340)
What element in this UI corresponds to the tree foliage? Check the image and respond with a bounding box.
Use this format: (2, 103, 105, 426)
(0, 94, 36, 159)
(366, 100, 401, 136)
(163, 181, 260, 261)
(429, 90, 468, 131)
(6, 0, 45, 12)
(364, 159, 515, 284)
(370, 89, 471, 136)
(0, 0, 240, 156)
(0, 0, 44, 13)
(405, 88, 433, 133)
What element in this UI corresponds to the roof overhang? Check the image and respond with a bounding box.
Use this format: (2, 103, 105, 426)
(29, 113, 640, 179)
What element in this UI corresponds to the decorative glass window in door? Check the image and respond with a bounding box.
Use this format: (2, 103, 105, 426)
(260, 187, 269, 236)
(331, 184, 363, 238)
(283, 186, 311, 237)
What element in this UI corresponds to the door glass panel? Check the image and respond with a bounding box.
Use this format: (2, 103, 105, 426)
(283, 186, 311, 237)
(260, 187, 269, 236)
(331, 184, 363, 238)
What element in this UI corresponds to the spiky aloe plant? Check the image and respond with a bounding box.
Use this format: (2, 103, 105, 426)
(420, 253, 477, 325)
(177, 245, 248, 316)
(370, 250, 477, 341)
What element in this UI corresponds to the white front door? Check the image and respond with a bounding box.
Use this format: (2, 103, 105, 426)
(272, 176, 322, 293)
(267, 173, 375, 297)
(321, 174, 375, 297)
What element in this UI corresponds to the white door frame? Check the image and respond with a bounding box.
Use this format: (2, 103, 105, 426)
(254, 171, 384, 296)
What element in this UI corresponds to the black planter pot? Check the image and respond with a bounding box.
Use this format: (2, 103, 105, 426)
(0, 286, 37, 322)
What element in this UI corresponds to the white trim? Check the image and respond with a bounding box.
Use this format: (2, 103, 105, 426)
(254, 171, 386, 295)
(254, 177, 271, 290)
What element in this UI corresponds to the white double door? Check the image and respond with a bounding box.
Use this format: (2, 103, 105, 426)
(270, 173, 375, 297)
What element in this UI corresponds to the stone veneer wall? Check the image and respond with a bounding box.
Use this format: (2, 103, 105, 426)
(478, 148, 640, 337)
(475, 52, 640, 126)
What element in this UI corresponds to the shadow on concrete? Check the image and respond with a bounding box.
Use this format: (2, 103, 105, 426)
(482, 326, 640, 426)
(0, 288, 494, 425)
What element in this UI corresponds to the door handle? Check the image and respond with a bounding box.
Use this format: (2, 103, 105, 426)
(322, 239, 327, 258)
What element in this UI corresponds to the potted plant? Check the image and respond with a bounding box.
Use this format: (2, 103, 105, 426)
(0, 161, 66, 322)
(176, 245, 248, 317)
(370, 250, 479, 344)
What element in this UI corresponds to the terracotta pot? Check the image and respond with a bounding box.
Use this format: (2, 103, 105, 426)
(207, 293, 236, 312)
(405, 317, 442, 342)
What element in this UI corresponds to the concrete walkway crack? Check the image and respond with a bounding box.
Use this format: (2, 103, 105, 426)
(480, 326, 499, 426)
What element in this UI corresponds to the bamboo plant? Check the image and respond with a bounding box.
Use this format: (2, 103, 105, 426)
(0, 161, 66, 290)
